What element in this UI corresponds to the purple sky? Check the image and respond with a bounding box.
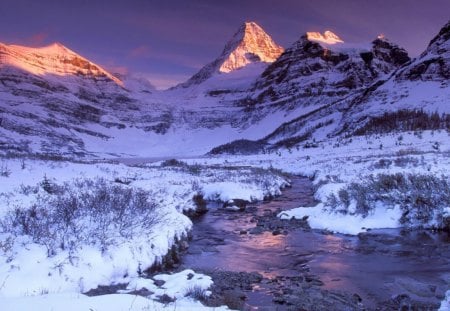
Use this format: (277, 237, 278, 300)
(1, 0, 449, 89)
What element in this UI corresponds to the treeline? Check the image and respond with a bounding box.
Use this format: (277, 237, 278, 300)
(355, 109, 450, 135)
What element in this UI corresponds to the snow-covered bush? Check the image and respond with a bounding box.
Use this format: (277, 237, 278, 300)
(0, 161, 11, 177)
(327, 173, 450, 228)
(1, 178, 162, 256)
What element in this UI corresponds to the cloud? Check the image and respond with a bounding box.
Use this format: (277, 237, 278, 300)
(25, 32, 49, 46)
(142, 73, 191, 90)
(129, 45, 151, 58)
(98, 58, 129, 75)
(106, 65, 129, 75)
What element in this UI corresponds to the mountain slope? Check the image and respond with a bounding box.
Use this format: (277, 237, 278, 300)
(0, 42, 142, 157)
(241, 31, 409, 113)
(339, 20, 450, 135)
(177, 22, 283, 88)
(1, 21, 449, 159)
(0, 42, 123, 87)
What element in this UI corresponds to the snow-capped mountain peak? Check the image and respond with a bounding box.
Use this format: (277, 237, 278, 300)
(0, 42, 123, 86)
(218, 21, 284, 73)
(176, 21, 283, 88)
(306, 30, 344, 44)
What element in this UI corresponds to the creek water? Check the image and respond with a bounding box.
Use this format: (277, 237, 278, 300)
(180, 176, 450, 310)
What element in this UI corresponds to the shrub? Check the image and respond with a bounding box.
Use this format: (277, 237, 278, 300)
(0, 162, 11, 177)
(40, 175, 57, 194)
(327, 173, 450, 228)
(0, 178, 162, 256)
(160, 158, 187, 167)
(373, 158, 392, 169)
(208, 139, 267, 155)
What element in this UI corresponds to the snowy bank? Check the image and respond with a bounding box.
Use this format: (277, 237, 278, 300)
(440, 290, 450, 311)
(279, 203, 401, 235)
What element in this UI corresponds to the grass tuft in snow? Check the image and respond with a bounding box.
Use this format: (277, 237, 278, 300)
(184, 285, 208, 301)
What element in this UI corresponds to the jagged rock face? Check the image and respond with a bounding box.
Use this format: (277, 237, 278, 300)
(178, 21, 283, 87)
(396, 20, 450, 82)
(371, 38, 410, 67)
(427, 20, 450, 55)
(248, 32, 409, 110)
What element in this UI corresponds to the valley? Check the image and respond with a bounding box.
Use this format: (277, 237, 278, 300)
(0, 15, 449, 311)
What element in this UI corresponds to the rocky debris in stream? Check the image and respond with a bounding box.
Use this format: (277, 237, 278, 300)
(222, 199, 249, 211)
(200, 271, 368, 310)
(265, 275, 366, 310)
(198, 271, 263, 309)
(185, 193, 208, 218)
(378, 293, 440, 310)
(248, 208, 310, 234)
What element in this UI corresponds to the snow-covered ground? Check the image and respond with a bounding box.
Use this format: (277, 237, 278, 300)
(193, 129, 450, 234)
(0, 158, 287, 310)
(1, 270, 229, 311)
(0, 128, 449, 309)
(440, 290, 450, 311)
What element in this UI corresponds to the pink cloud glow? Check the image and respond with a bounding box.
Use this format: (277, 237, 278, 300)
(129, 45, 152, 58)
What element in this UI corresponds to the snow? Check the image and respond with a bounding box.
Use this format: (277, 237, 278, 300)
(202, 180, 280, 202)
(279, 203, 402, 235)
(146, 269, 212, 299)
(440, 290, 450, 311)
(1, 291, 230, 311)
(307, 30, 344, 44)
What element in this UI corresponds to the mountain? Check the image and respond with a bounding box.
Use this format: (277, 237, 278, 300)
(0, 42, 139, 157)
(240, 30, 409, 115)
(1, 21, 449, 158)
(338, 20, 450, 135)
(214, 22, 449, 153)
(177, 21, 284, 88)
(306, 30, 344, 44)
(0, 42, 123, 87)
(0, 39, 269, 158)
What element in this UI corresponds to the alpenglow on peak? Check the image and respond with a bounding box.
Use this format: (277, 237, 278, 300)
(0, 42, 123, 86)
(218, 21, 284, 73)
(306, 30, 344, 44)
(177, 21, 284, 88)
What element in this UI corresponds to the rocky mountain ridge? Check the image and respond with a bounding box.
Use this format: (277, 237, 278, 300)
(213, 20, 450, 154)
(0, 20, 449, 157)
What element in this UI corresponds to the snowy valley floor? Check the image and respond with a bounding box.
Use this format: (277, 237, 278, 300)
(0, 129, 449, 310)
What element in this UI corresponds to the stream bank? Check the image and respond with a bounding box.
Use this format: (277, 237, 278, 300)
(177, 176, 450, 310)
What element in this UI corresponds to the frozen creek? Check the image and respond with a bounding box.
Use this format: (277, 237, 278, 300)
(178, 176, 450, 310)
